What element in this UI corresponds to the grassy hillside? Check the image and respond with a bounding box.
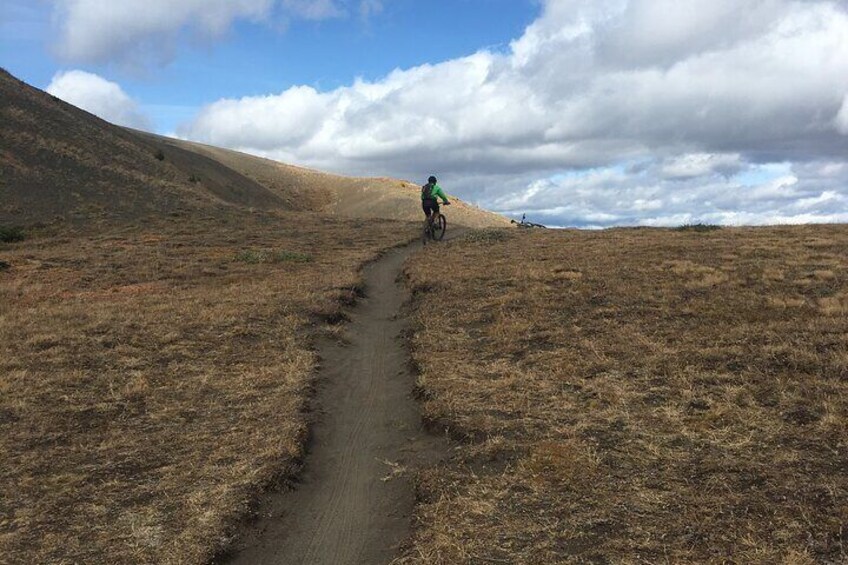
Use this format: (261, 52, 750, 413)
(0, 70, 286, 227)
(149, 133, 512, 229)
(0, 69, 508, 230)
(403, 225, 847, 564)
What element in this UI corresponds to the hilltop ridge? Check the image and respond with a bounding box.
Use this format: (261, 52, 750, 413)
(0, 69, 508, 229)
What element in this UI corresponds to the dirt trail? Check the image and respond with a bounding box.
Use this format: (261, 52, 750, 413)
(223, 243, 444, 565)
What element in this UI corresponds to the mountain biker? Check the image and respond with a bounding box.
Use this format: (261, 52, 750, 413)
(421, 175, 450, 223)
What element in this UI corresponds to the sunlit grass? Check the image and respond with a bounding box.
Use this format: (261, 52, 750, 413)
(402, 224, 848, 564)
(0, 210, 414, 564)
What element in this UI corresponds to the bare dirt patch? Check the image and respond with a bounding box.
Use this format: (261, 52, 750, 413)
(222, 245, 446, 565)
(402, 225, 848, 563)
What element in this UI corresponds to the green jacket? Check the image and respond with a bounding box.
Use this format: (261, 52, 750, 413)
(422, 183, 449, 203)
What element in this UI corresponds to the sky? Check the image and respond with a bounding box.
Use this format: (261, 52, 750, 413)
(2, 0, 848, 228)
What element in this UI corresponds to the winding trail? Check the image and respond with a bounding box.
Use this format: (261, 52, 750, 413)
(224, 243, 445, 565)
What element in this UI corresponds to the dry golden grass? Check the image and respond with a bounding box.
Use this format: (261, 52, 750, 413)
(402, 225, 848, 564)
(155, 133, 513, 229)
(0, 211, 415, 564)
(154, 134, 510, 228)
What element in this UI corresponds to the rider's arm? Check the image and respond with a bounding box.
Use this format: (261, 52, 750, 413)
(433, 185, 450, 204)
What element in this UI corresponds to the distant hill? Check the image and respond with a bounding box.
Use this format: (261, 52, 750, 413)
(0, 69, 286, 226)
(0, 69, 508, 229)
(151, 134, 511, 228)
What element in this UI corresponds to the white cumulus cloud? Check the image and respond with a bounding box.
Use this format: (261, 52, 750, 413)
(176, 0, 848, 226)
(46, 70, 151, 129)
(50, 0, 366, 65)
(35, 0, 848, 226)
(52, 0, 275, 64)
(660, 154, 744, 180)
(486, 161, 848, 228)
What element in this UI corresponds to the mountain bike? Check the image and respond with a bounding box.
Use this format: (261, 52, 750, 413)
(510, 213, 547, 229)
(422, 205, 449, 245)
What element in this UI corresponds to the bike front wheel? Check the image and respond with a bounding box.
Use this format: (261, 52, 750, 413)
(432, 214, 447, 241)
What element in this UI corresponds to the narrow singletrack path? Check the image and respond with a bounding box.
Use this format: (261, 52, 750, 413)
(223, 243, 445, 565)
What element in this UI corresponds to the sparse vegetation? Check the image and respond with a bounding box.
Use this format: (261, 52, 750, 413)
(0, 226, 25, 243)
(154, 148, 165, 161)
(0, 212, 413, 564)
(188, 174, 200, 183)
(675, 222, 722, 232)
(0, 260, 10, 271)
(402, 225, 848, 564)
(235, 249, 313, 264)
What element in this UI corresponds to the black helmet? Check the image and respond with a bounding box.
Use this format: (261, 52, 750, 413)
(428, 175, 437, 184)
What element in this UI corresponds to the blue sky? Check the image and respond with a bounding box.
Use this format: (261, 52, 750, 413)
(2, 0, 536, 132)
(3, 0, 848, 227)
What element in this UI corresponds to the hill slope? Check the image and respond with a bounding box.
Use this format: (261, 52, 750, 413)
(1, 70, 508, 229)
(154, 135, 511, 228)
(0, 70, 285, 226)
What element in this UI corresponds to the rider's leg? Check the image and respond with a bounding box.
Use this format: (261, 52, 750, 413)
(423, 201, 435, 226)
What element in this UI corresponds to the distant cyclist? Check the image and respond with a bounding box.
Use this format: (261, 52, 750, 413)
(421, 175, 450, 224)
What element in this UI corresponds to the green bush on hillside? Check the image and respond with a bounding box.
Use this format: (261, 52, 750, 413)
(675, 223, 722, 232)
(0, 226, 25, 243)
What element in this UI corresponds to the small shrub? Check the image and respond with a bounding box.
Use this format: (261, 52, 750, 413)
(236, 250, 269, 264)
(188, 174, 201, 183)
(154, 149, 165, 161)
(0, 226, 25, 243)
(236, 249, 313, 264)
(275, 250, 313, 263)
(0, 260, 10, 271)
(675, 223, 721, 232)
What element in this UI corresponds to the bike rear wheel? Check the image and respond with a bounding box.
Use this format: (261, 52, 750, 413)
(432, 214, 447, 241)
